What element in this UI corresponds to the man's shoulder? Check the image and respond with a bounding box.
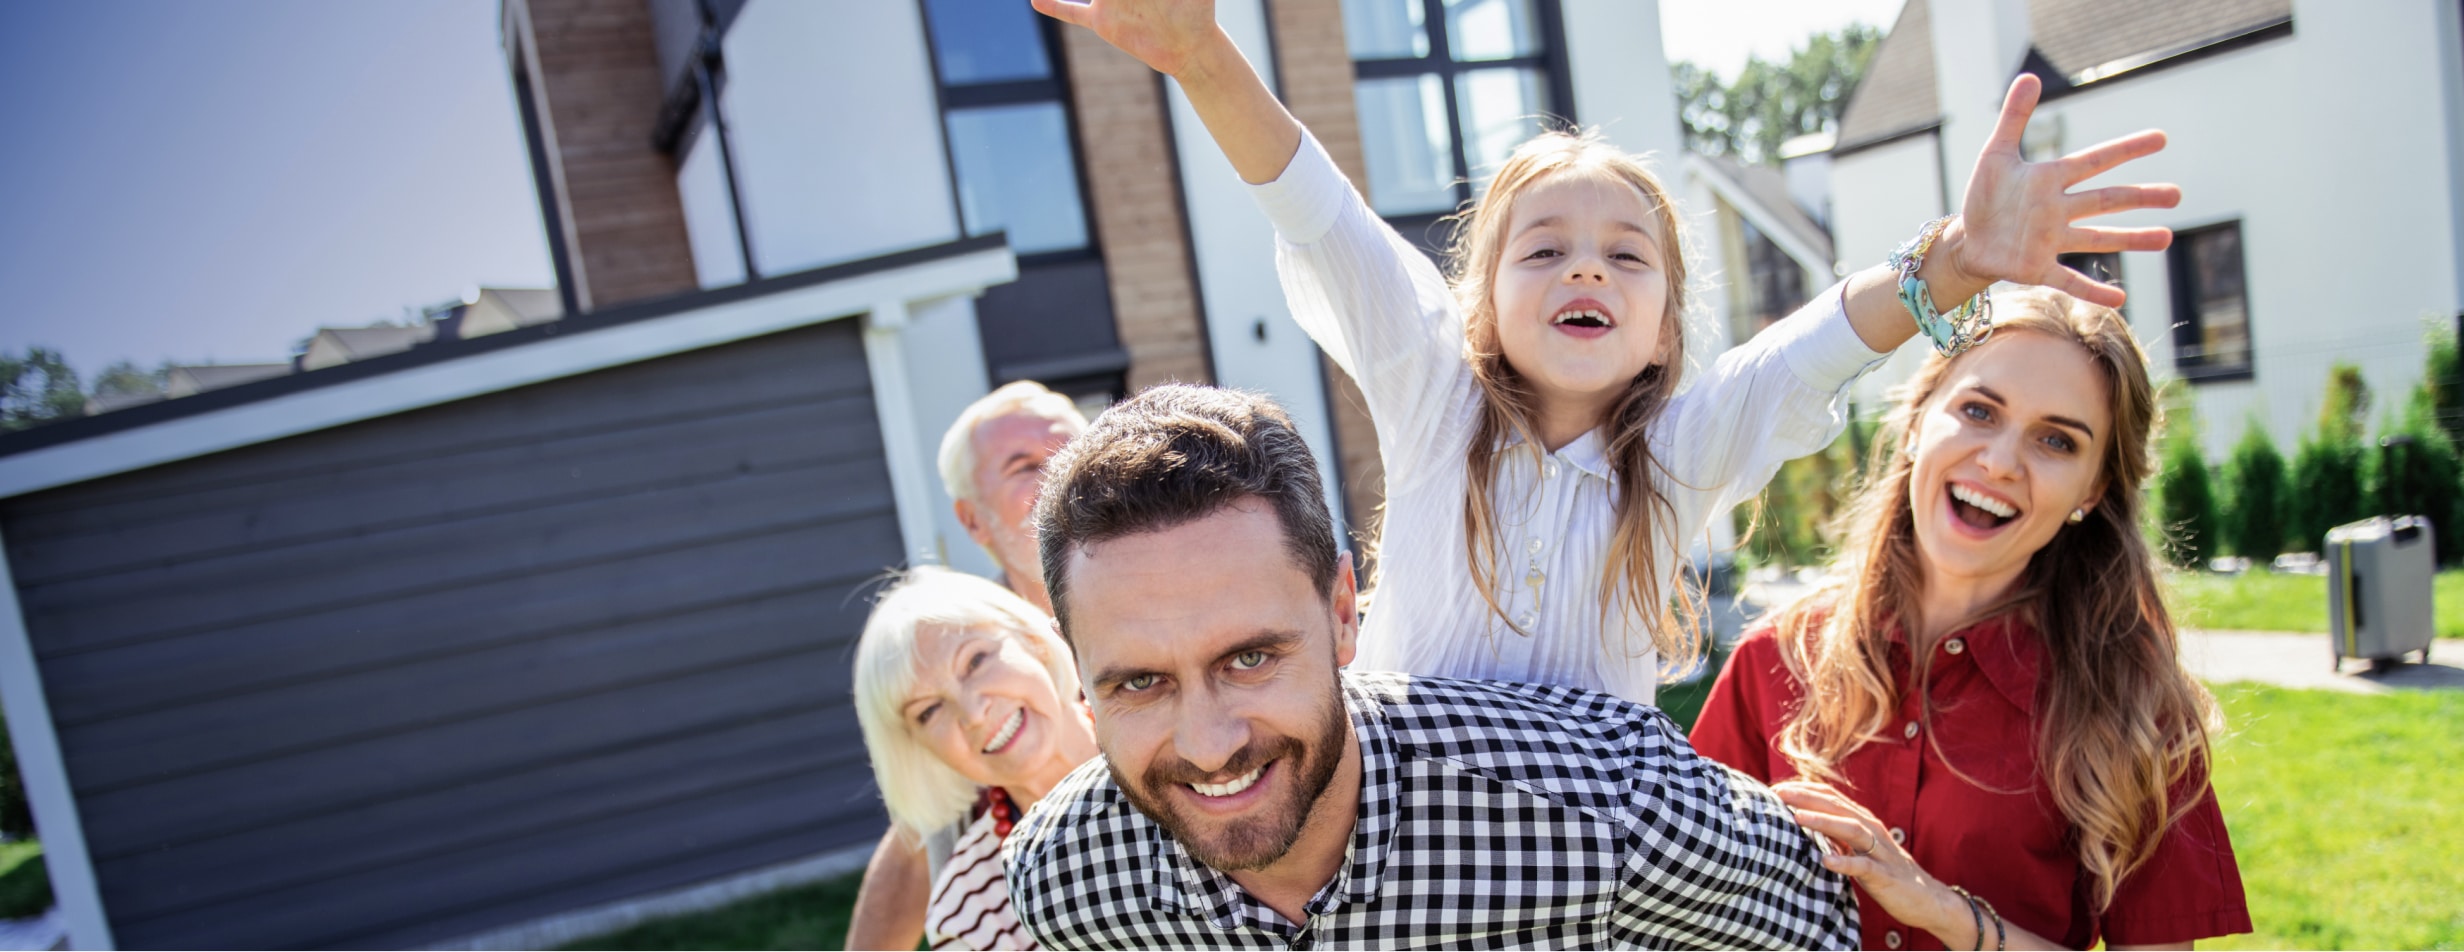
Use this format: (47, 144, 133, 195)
(999, 755, 1181, 946)
(1347, 671, 1688, 820)
(1004, 755, 1137, 870)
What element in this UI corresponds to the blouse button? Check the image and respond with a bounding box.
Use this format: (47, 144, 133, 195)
(1945, 637, 1966, 655)
(1527, 536, 1545, 554)
(1889, 826, 1906, 845)
(1903, 721, 1920, 740)
(1517, 612, 1537, 629)
(1544, 461, 1560, 479)
(1884, 929, 1903, 949)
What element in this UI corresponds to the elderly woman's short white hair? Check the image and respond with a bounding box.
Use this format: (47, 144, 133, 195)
(853, 565, 1080, 836)
(935, 380, 1087, 505)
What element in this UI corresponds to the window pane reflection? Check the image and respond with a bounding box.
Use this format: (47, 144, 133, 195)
(1455, 67, 1547, 185)
(1345, 0, 1430, 59)
(1446, 0, 1540, 61)
(1354, 75, 1456, 216)
(922, 0, 1053, 84)
(945, 104, 1089, 254)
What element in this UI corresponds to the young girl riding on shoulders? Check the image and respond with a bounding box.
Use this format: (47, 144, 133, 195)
(1036, 0, 2179, 704)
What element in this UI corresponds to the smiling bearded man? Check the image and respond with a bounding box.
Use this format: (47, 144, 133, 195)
(1000, 385, 1858, 950)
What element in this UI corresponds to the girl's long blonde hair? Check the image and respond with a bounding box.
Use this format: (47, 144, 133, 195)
(1444, 128, 1699, 674)
(1770, 288, 2220, 913)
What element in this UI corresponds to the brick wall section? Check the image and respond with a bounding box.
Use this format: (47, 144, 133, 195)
(516, 0, 699, 312)
(1268, 0, 1390, 558)
(1058, 29, 1213, 390)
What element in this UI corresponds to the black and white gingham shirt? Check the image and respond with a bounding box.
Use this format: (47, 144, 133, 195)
(1002, 671, 1859, 949)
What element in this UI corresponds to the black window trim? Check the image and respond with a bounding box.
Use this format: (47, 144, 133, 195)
(914, 4, 1103, 263)
(2167, 218, 2255, 384)
(1348, 0, 1578, 224)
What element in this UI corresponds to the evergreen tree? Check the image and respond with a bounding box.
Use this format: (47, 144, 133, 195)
(2154, 398, 2220, 567)
(0, 347, 85, 431)
(2221, 417, 2289, 561)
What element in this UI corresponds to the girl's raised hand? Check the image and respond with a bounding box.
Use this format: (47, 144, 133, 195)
(1943, 73, 2180, 308)
(1031, 0, 1220, 78)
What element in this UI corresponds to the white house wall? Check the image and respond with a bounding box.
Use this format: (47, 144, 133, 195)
(1560, 0, 1681, 163)
(898, 294, 999, 579)
(717, 0, 962, 278)
(1165, 0, 1348, 531)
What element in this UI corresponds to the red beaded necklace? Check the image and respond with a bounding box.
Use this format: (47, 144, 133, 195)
(982, 786, 1022, 839)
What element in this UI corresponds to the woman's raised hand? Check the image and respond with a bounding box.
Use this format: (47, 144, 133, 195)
(1940, 73, 2180, 308)
(1030, 0, 1221, 78)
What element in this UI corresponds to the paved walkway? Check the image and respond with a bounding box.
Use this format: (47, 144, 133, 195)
(2179, 629, 2461, 694)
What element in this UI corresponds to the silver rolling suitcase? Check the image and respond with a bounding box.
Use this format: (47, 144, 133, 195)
(2326, 516, 2436, 671)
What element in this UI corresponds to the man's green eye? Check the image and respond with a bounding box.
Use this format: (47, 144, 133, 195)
(1123, 674, 1157, 692)
(1232, 650, 1267, 670)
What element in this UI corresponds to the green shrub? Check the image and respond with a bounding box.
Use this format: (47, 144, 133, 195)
(2288, 364, 2373, 549)
(0, 713, 27, 841)
(2373, 410, 2464, 565)
(2221, 417, 2290, 560)
(1739, 414, 1876, 569)
(2154, 404, 2220, 567)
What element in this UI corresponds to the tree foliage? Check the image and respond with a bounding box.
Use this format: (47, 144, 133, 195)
(2222, 417, 2290, 561)
(90, 360, 168, 402)
(2154, 398, 2220, 567)
(0, 348, 85, 432)
(1674, 25, 1883, 166)
(2288, 363, 2374, 549)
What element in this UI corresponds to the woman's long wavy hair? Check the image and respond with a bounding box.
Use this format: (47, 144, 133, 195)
(1770, 288, 2221, 912)
(1442, 128, 1699, 675)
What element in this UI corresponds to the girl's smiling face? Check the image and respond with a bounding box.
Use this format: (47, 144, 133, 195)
(1488, 170, 1674, 416)
(1906, 330, 2112, 590)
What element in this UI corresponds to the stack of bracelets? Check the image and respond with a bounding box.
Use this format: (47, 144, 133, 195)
(1888, 215, 1995, 356)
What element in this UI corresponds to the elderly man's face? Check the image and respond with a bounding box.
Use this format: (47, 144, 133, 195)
(960, 408, 1081, 608)
(1064, 499, 1360, 872)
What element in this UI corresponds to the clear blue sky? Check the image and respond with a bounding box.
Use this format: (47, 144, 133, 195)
(0, 0, 553, 376)
(0, 0, 1894, 381)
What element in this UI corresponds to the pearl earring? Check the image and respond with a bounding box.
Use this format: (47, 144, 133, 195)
(2067, 508, 2086, 524)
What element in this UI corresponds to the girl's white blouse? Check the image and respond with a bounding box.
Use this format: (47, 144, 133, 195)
(1249, 133, 1889, 705)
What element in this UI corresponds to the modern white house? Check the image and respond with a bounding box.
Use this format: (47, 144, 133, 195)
(1825, 0, 2464, 459)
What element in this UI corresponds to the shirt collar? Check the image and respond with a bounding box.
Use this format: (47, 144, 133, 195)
(1499, 427, 1614, 481)
(1893, 613, 2044, 716)
(1144, 674, 1399, 934)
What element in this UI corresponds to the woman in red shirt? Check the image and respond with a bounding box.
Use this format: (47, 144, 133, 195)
(1691, 286, 2250, 950)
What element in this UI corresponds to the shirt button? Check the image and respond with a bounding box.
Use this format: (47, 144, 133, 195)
(1517, 612, 1537, 629)
(1945, 637, 1966, 655)
(1884, 929, 1903, 948)
(1903, 721, 1920, 740)
(1528, 536, 1544, 554)
(1544, 461, 1560, 479)
(1889, 826, 1906, 844)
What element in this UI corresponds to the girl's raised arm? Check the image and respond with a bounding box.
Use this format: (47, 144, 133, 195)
(1840, 73, 2180, 351)
(1032, 0, 1303, 185)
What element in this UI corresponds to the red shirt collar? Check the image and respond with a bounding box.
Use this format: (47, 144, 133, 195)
(1888, 613, 2045, 716)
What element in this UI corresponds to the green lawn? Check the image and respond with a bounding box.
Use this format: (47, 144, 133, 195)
(2205, 683, 2464, 949)
(563, 683, 2462, 951)
(2165, 569, 2464, 638)
(0, 840, 49, 920)
(563, 870, 864, 950)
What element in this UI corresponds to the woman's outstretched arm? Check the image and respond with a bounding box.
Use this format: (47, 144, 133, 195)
(1838, 73, 2181, 352)
(1032, 0, 1302, 185)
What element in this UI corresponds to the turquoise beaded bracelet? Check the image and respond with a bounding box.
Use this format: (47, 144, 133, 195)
(1888, 216, 1995, 357)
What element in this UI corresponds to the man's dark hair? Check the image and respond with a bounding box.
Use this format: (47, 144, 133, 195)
(1034, 385, 1339, 636)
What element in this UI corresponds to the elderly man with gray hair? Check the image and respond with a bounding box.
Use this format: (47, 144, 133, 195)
(845, 380, 1089, 950)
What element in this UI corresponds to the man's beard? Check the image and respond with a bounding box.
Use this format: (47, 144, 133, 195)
(1111, 681, 1350, 872)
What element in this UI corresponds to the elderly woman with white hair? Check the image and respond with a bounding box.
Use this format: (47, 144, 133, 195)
(852, 566, 1097, 951)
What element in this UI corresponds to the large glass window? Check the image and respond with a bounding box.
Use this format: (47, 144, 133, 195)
(2168, 222, 2252, 379)
(1345, 0, 1567, 218)
(920, 0, 1093, 256)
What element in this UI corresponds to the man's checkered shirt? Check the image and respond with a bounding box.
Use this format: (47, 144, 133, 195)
(1001, 671, 1859, 949)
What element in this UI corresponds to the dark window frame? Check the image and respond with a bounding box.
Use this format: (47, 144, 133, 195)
(1349, 0, 1577, 240)
(2167, 220, 2254, 383)
(915, 5, 1103, 266)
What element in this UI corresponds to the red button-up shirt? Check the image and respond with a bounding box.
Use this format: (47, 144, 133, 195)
(1690, 613, 2250, 950)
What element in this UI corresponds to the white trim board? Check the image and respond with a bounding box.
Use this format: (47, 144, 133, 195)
(0, 531, 113, 950)
(0, 246, 1017, 502)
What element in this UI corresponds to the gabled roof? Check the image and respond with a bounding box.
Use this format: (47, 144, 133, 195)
(1690, 154, 1834, 273)
(1836, 0, 2295, 154)
(168, 363, 291, 396)
(1836, 0, 1942, 153)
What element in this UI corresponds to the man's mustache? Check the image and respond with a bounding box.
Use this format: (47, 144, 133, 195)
(1141, 734, 1300, 790)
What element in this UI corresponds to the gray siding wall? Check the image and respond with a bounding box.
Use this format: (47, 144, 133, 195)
(1, 321, 900, 948)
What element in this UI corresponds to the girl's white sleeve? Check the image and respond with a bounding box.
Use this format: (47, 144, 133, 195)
(1660, 283, 1893, 514)
(1249, 132, 1471, 480)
